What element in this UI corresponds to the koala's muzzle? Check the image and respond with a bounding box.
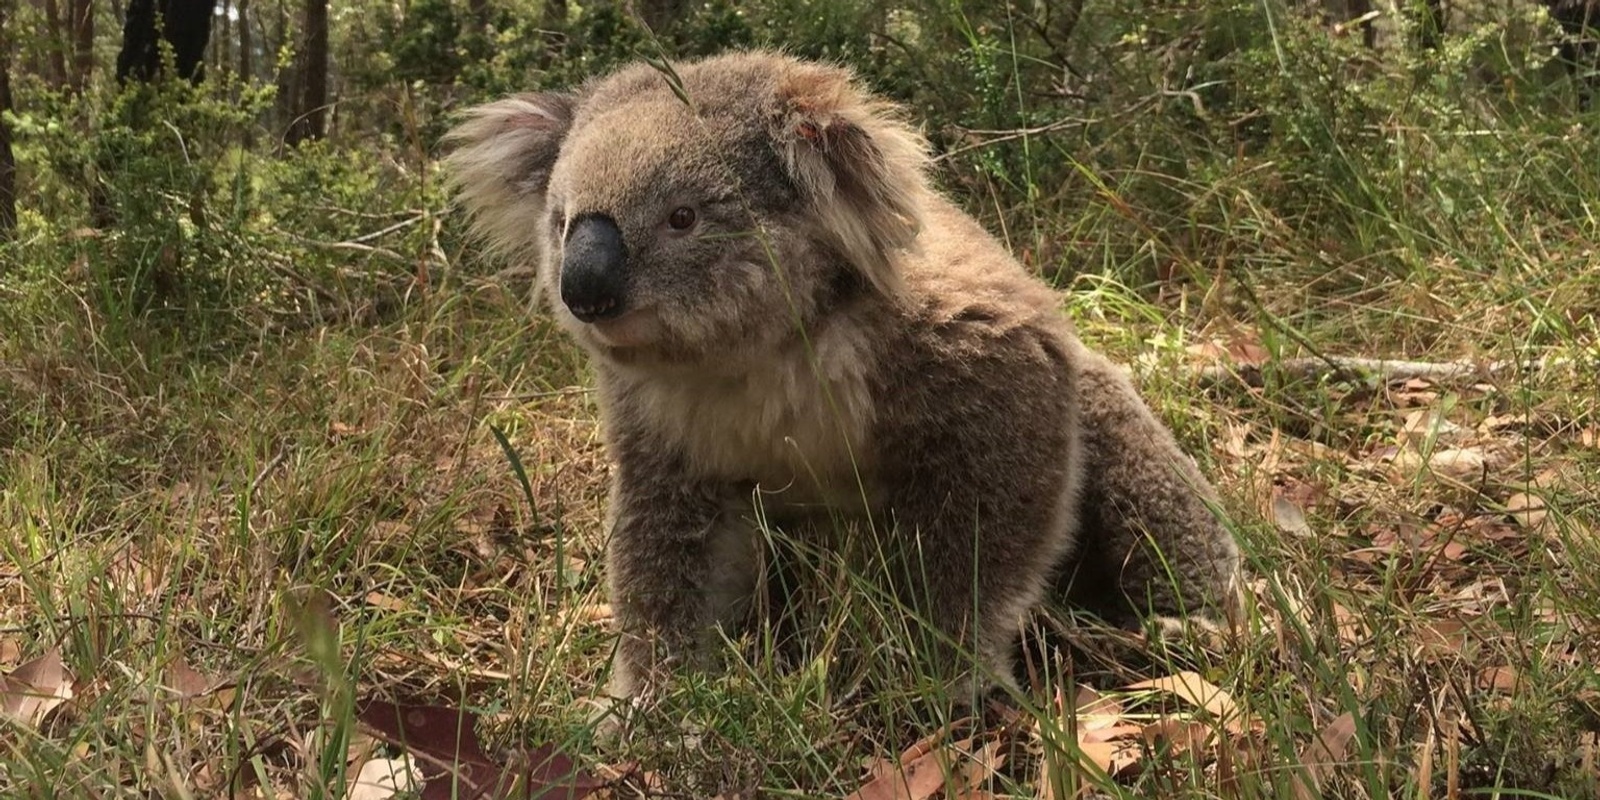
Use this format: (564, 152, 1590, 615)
(561, 213, 629, 323)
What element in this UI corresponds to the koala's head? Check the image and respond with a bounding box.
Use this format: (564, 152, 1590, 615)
(443, 51, 931, 367)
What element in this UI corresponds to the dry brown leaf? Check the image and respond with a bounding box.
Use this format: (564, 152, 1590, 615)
(1427, 447, 1490, 479)
(1140, 719, 1216, 760)
(1290, 712, 1357, 800)
(1272, 494, 1312, 538)
(1077, 738, 1144, 777)
(364, 591, 409, 613)
(1185, 342, 1230, 364)
(1, 648, 74, 728)
(1072, 685, 1125, 733)
(565, 603, 615, 625)
(953, 739, 1005, 794)
(1228, 338, 1270, 366)
(1400, 409, 1465, 444)
(848, 736, 976, 800)
(1080, 724, 1144, 744)
(346, 756, 423, 800)
(861, 721, 963, 784)
(1476, 666, 1523, 694)
(1504, 492, 1548, 529)
(0, 639, 19, 667)
(1330, 604, 1367, 646)
(357, 700, 601, 800)
(1123, 672, 1237, 720)
(165, 657, 213, 698)
(1416, 618, 1470, 656)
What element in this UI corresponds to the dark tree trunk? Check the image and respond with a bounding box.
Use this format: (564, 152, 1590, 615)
(68, 0, 93, 91)
(235, 0, 249, 81)
(271, 0, 293, 143)
(44, 0, 69, 85)
(635, 0, 685, 34)
(1413, 0, 1445, 50)
(1, 0, 16, 240)
(115, 0, 218, 84)
(1545, 0, 1599, 107)
(283, 0, 325, 145)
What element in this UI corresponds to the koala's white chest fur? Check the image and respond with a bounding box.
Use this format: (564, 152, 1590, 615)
(615, 326, 879, 505)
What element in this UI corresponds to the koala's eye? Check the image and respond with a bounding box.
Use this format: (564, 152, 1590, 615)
(667, 207, 697, 231)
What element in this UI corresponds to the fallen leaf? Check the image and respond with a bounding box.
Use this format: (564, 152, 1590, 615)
(953, 739, 1005, 794)
(165, 657, 217, 698)
(347, 756, 423, 800)
(1290, 712, 1357, 800)
(848, 736, 976, 800)
(1477, 666, 1523, 694)
(1123, 672, 1237, 720)
(1, 648, 74, 728)
(1427, 447, 1489, 480)
(358, 700, 602, 800)
(1272, 494, 1312, 538)
(1075, 738, 1144, 776)
(1415, 618, 1471, 656)
(1184, 341, 1230, 364)
(1399, 409, 1464, 444)
(1227, 338, 1270, 366)
(1504, 492, 1548, 529)
(364, 591, 410, 613)
(862, 720, 963, 783)
(1140, 718, 1215, 759)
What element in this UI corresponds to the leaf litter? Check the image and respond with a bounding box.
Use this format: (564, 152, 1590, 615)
(1, 647, 74, 729)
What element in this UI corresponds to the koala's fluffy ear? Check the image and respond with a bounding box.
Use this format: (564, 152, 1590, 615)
(771, 65, 931, 298)
(442, 93, 576, 263)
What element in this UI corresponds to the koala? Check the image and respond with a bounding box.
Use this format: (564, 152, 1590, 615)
(443, 50, 1241, 703)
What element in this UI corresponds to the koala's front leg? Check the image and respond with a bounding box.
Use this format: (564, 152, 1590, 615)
(603, 459, 758, 700)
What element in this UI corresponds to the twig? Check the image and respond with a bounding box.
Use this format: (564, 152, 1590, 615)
(1196, 356, 1576, 388)
(346, 213, 426, 245)
(250, 449, 288, 497)
(487, 387, 595, 402)
(935, 117, 1097, 164)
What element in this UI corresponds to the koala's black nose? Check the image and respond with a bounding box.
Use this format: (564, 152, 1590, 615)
(560, 213, 629, 323)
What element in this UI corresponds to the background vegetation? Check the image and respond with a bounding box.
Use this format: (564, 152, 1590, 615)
(1, 0, 1597, 797)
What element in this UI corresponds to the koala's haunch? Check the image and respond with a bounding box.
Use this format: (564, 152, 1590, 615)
(444, 50, 1242, 701)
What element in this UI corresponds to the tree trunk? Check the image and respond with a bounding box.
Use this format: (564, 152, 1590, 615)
(236, 0, 250, 81)
(272, 0, 293, 144)
(68, 0, 93, 91)
(635, 0, 685, 34)
(283, 0, 325, 145)
(44, 0, 68, 86)
(213, 0, 228, 77)
(1, 0, 16, 240)
(115, 0, 218, 84)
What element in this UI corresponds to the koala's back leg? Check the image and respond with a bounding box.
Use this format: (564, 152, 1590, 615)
(1057, 345, 1242, 631)
(872, 326, 1084, 695)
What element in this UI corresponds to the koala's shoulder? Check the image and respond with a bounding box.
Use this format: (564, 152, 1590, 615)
(896, 200, 1073, 337)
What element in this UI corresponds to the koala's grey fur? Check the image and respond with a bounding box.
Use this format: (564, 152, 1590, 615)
(443, 50, 1242, 702)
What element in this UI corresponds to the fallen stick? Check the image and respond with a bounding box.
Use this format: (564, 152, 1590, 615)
(1196, 356, 1579, 388)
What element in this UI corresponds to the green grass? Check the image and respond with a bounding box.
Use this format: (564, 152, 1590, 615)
(4, 217, 1596, 796)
